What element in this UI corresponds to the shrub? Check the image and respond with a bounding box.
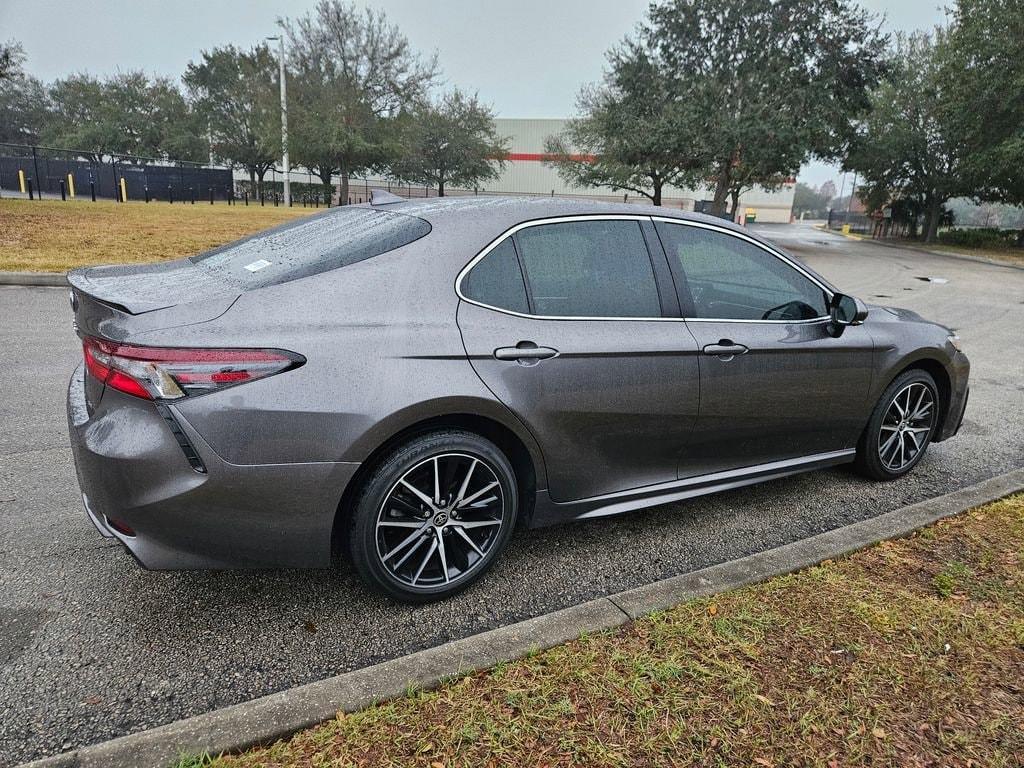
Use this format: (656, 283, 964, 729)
(937, 227, 1019, 248)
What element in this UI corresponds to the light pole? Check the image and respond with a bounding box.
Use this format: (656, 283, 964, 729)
(267, 34, 290, 207)
(845, 172, 858, 219)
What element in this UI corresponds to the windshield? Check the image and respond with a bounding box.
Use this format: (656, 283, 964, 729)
(190, 206, 431, 288)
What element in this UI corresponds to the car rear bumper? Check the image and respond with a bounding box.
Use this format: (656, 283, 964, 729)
(67, 364, 359, 569)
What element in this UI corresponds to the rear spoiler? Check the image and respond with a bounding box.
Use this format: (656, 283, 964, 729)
(370, 189, 406, 206)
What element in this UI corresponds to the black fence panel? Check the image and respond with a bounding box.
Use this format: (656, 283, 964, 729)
(0, 143, 233, 202)
(826, 209, 873, 235)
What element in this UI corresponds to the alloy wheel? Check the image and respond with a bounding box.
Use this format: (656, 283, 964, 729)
(374, 452, 505, 590)
(877, 382, 936, 472)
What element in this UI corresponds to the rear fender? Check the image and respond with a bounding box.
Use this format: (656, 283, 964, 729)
(339, 395, 549, 490)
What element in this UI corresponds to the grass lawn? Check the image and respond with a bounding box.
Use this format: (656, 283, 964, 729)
(189, 494, 1024, 768)
(0, 198, 316, 272)
(926, 243, 1024, 267)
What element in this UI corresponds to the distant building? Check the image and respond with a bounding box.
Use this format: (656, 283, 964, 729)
(478, 118, 795, 223)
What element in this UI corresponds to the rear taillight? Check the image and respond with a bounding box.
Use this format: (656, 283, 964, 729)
(82, 336, 304, 400)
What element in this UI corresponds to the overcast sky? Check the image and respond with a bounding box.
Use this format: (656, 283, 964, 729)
(2, 0, 951, 189)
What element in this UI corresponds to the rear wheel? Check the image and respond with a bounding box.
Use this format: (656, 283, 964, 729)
(855, 370, 939, 480)
(348, 430, 518, 602)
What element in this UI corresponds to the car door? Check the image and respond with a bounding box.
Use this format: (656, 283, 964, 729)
(652, 218, 875, 478)
(456, 216, 701, 502)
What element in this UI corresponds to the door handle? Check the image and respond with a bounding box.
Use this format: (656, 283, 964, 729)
(494, 344, 559, 361)
(702, 340, 749, 359)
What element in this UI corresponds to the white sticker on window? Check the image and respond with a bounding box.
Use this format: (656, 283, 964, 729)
(244, 259, 272, 272)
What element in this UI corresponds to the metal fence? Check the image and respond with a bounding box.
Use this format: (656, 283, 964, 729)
(826, 208, 873, 235)
(0, 140, 704, 211)
(0, 143, 234, 203)
(826, 208, 921, 239)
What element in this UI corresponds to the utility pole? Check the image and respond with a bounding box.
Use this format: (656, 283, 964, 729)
(267, 33, 291, 207)
(207, 118, 215, 168)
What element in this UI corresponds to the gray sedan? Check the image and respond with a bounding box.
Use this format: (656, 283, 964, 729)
(66, 196, 969, 601)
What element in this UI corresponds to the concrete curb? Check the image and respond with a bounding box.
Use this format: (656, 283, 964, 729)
(20, 468, 1024, 768)
(0, 271, 68, 287)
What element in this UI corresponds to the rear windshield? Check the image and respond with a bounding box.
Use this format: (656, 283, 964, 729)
(190, 206, 431, 287)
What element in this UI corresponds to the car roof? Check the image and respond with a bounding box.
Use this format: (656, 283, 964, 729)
(373, 194, 739, 231)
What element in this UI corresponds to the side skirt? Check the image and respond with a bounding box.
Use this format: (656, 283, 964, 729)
(529, 449, 856, 528)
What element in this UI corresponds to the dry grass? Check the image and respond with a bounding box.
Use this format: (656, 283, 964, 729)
(925, 243, 1024, 267)
(0, 198, 316, 272)
(199, 494, 1024, 768)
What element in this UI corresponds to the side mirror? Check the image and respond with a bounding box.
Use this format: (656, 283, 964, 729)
(827, 293, 868, 337)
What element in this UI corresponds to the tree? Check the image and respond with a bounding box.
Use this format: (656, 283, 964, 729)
(793, 182, 830, 218)
(720, 147, 796, 218)
(0, 39, 25, 82)
(43, 72, 206, 162)
(942, 0, 1024, 243)
(544, 41, 707, 206)
(184, 45, 280, 193)
(819, 180, 837, 203)
(284, 0, 438, 203)
(644, 0, 888, 216)
(42, 74, 118, 161)
(130, 75, 207, 161)
(390, 89, 508, 196)
(845, 32, 970, 243)
(0, 42, 47, 144)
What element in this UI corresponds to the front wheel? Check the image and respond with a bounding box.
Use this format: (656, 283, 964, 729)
(348, 430, 518, 602)
(855, 370, 939, 481)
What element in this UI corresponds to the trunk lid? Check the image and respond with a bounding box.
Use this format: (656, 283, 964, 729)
(68, 260, 240, 342)
(67, 259, 242, 316)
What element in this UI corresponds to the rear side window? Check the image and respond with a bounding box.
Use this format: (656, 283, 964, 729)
(190, 207, 431, 287)
(513, 220, 661, 317)
(461, 238, 530, 313)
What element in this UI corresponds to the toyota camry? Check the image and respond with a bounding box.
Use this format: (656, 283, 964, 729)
(67, 195, 970, 601)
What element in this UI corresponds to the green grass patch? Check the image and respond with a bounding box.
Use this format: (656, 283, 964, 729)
(211, 495, 1024, 767)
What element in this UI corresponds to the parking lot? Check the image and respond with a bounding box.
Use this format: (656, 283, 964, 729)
(1, 222, 1022, 766)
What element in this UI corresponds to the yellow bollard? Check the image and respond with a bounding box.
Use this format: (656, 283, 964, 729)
(67, 173, 76, 198)
(18, 169, 26, 194)
(841, 223, 851, 235)
(120, 177, 127, 202)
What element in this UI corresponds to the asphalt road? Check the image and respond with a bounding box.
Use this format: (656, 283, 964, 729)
(2, 223, 1022, 765)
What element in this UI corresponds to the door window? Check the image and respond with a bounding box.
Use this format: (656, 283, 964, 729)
(655, 222, 828, 320)
(461, 237, 530, 314)
(512, 219, 662, 317)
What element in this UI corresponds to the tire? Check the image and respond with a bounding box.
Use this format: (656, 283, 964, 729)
(348, 430, 518, 602)
(855, 369, 940, 481)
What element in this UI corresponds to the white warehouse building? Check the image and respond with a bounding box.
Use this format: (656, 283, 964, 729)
(243, 118, 795, 221)
(476, 118, 795, 223)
